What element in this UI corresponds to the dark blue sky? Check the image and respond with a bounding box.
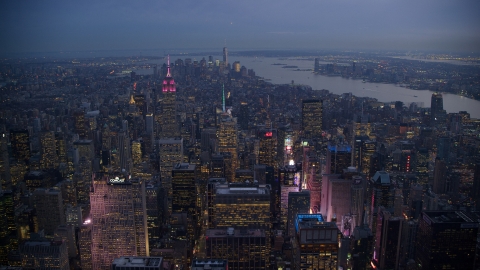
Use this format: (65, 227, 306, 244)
(1, 0, 479, 55)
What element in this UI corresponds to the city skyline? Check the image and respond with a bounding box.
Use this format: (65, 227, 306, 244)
(1, 0, 480, 56)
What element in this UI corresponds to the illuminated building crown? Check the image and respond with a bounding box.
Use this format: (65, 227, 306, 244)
(162, 55, 176, 92)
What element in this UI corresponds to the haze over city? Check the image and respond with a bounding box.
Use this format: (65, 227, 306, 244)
(2, 1, 480, 270)
(1, 0, 480, 56)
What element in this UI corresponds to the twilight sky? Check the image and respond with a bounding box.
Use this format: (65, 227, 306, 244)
(1, 0, 479, 55)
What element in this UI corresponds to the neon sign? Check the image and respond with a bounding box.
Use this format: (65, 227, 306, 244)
(265, 131, 272, 137)
(109, 176, 125, 183)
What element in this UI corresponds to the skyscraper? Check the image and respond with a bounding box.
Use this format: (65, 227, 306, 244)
(159, 56, 179, 138)
(415, 211, 478, 269)
(217, 116, 238, 182)
(223, 47, 228, 66)
(287, 190, 310, 237)
(33, 188, 65, 236)
(89, 173, 148, 269)
(301, 99, 322, 139)
(292, 214, 340, 270)
(431, 92, 444, 126)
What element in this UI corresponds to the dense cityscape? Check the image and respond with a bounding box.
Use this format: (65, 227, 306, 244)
(0, 46, 479, 270)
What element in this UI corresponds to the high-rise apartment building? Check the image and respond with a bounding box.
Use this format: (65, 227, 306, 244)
(301, 99, 322, 139)
(89, 173, 148, 269)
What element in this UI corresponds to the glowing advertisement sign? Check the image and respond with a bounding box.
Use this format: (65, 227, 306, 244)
(265, 131, 273, 137)
(109, 176, 125, 184)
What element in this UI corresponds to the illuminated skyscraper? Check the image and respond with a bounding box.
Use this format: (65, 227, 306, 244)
(217, 116, 238, 182)
(326, 144, 352, 174)
(90, 173, 148, 269)
(291, 214, 340, 270)
(159, 56, 179, 138)
(279, 163, 301, 227)
(206, 227, 268, 270)
(159, 138, 183, 216)
(40, 131, 58, 169)
(257, 129, 278, 169)
(0, 132, 11, 190)
(10, 129, 31, 165)
(301, 99, 322, 139)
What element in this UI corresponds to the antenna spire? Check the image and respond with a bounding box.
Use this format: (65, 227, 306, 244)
(166, 55, 171, 77)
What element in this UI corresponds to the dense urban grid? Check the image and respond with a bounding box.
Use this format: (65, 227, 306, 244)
(0, 48, 480, 270)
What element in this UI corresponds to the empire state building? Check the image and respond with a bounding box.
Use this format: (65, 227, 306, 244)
(159, 56, 179, 138)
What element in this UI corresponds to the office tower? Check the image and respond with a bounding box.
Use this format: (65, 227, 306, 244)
(213, 183, 271, 230)
(217, 116, 238, 182)
(117, 131, 132, 172)
(301, 99, 322, 139)
(238, 102, 249, 130)
(326, 144, 351, 174)
(134, 94, 147, 117)
(10, 129, 31, 165)
(352, 137, 376, 176)
(111, 257, 163, 270)
(207, 178, 226, 228)
(314, 58, 320, 72)
(416, 148, 429, 185)
(350, 176, 365, 225)
(436, 136, 451, 163)
(172, 163, 198, 244)
(20, 240, 70, 270)
(159, 56, 179, 138)
(470, 164, 480, 206)
(368, 171, 394, 233)
(146, 181, 163, 247)
(0, 132, 11, 190)
(132, 139, 142, 164)
(287, 190, 310, 237)
(0, 191, 15, 265)
(206, 227, 268, 270)
(210, 154, 225, 178)
(430, 92, 444, 126)
(159, 138, 183, 216)
(192, 259, 228, 270)
(415, 211, 478, 269)
(55, 132, 67, 166)
(350, 218, 373, 270)
(400, 219, 418, 267)
(223, 47, 228, 66)
(73, 111, 87, 138)
(433, 158, 447, 194)
(279, 163, 301, 227)
(54, 225, 78, 258)
(73, 139, 94, 161)
(40, 131, 58, 169)
(258, 129, 277, 169)
(90, 173, 148, 269)
(292, 214, 340, 270)
(34, 188, 65, 236)
(371, 207, 403, 269)
(320, 174, 351, 226)
(79, 221, 92, 270)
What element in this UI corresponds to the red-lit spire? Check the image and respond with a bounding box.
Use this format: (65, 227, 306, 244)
(162, 54, 176, 92)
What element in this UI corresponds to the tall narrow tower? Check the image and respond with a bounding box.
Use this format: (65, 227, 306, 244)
(223, 47, 228, 66)
(160, 55, 179, 138)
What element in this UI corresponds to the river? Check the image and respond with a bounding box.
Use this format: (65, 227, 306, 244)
(138, 56, 480, 119)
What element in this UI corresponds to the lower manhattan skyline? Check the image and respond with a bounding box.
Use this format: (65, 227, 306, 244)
(1, 1, 480, 270)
